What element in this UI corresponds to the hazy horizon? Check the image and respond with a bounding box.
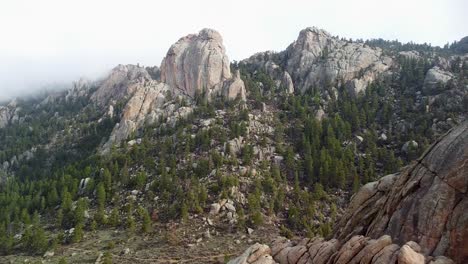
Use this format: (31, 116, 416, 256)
(0, 0, 466, 101)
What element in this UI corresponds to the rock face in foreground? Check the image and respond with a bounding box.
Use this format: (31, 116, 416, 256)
(334, 121, 468, 263)
(161, 28, 245, 100)
(232, 121, 467, 263)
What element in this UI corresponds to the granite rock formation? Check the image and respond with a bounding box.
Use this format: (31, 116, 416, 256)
(232, 121, 467, 263)
(160, 28, 245, 100)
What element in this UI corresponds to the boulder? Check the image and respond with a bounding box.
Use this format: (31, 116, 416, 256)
(401, 140, 418, 153)
(209, 203, 221, 215)
(398, 245, 425, 264)
(228, 243, 276, 264)
(423, 66, 453, 95)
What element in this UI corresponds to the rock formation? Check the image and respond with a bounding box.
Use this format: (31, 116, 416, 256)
(102, 81, 170, 151)
(223, 70, 247, 101)
(160, 28, 245, 100)
(334, 121, 468, 263)
(96, 29, 247, 151)
(91, 64, 152, 106)
(423, 66, 454, 95)
(242, 27, 393, 96)
(232, 121, 467, 263)
(0, 100, 19, 129)
(286, 27, 393, 96)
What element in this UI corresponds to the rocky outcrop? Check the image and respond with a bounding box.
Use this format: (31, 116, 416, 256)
(333, 121, 467, 263)
(98, 29, 249, 151)
(223, 70, 247, 100)
(423, 66, 454, 95)
(234, 231, 455, 263)
(101, 81, 193, 153)
(242, 27, 393, 97)
(66, 78, 91, 101)
(91, 64, 152, 106)
(228, 243, 276, 264)
(0, 100, 19, 129)
(232, 122, 467, 263)
(285, 27, 392, 96)
(161, 28, 233, 98)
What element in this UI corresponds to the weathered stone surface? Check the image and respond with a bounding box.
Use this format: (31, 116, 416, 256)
(0, 100, 17, 128)
(223, 70, 246, 100)
(232, 122, 466, 264)
(398, 244, 425, 264)
(285, 27, 392, 96)
(101, 81, 186, 152)
(334, 122, 468, 263)
(423, 66, 453, 95)
(160, 28, 231, 98)
(91, 64, 152, 106)
(228, 243, 276, 264)
(281, 72, 294, 94)
(242, 27, 392, 98)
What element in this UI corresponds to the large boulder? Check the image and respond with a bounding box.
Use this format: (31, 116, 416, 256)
(423, 66, 453, 95)
(160, 28, 232, 98)
(228, 243, 276, 264)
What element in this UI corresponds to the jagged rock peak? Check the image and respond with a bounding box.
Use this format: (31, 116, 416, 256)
(286, 26, 392, 95)
(160, 28, 232, 98)
(91, 64, 152, 106)
(292, 27, 335, 54)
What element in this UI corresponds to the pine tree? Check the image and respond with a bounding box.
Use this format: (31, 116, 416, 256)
(180, 202, 189, 223)
(72, 224, 84, 243)
(96, 183, 106, 210)
(108, 208, 119, 227)
(139, 207, 152, 233)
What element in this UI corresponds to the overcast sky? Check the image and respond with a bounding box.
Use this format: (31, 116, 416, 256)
(0, 0, 466, 101)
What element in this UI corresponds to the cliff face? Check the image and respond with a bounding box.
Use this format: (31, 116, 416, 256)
(285, 27, 393, 96)
(90, 64, 152, 106)
(160, 28, 245, 99)
(334, 121, 468, 263)
(96, 29, 246, 151)
(231, 122, 468, 264)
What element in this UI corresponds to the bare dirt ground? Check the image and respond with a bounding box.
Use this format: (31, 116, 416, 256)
(0, 217, 281, 264)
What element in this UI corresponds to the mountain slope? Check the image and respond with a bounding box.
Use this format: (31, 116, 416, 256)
(0, 27, 466, 263)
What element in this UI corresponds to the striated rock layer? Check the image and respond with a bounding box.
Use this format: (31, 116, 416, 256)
(232, 121, 467, 263)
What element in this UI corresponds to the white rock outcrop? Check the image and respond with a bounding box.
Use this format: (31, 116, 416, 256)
(242, 27, 393, 97)
(285, 27, 392, 96)
(423, 66, 453, 95)
(161, 28, 233, 98)
(91, 64, 152, 106)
